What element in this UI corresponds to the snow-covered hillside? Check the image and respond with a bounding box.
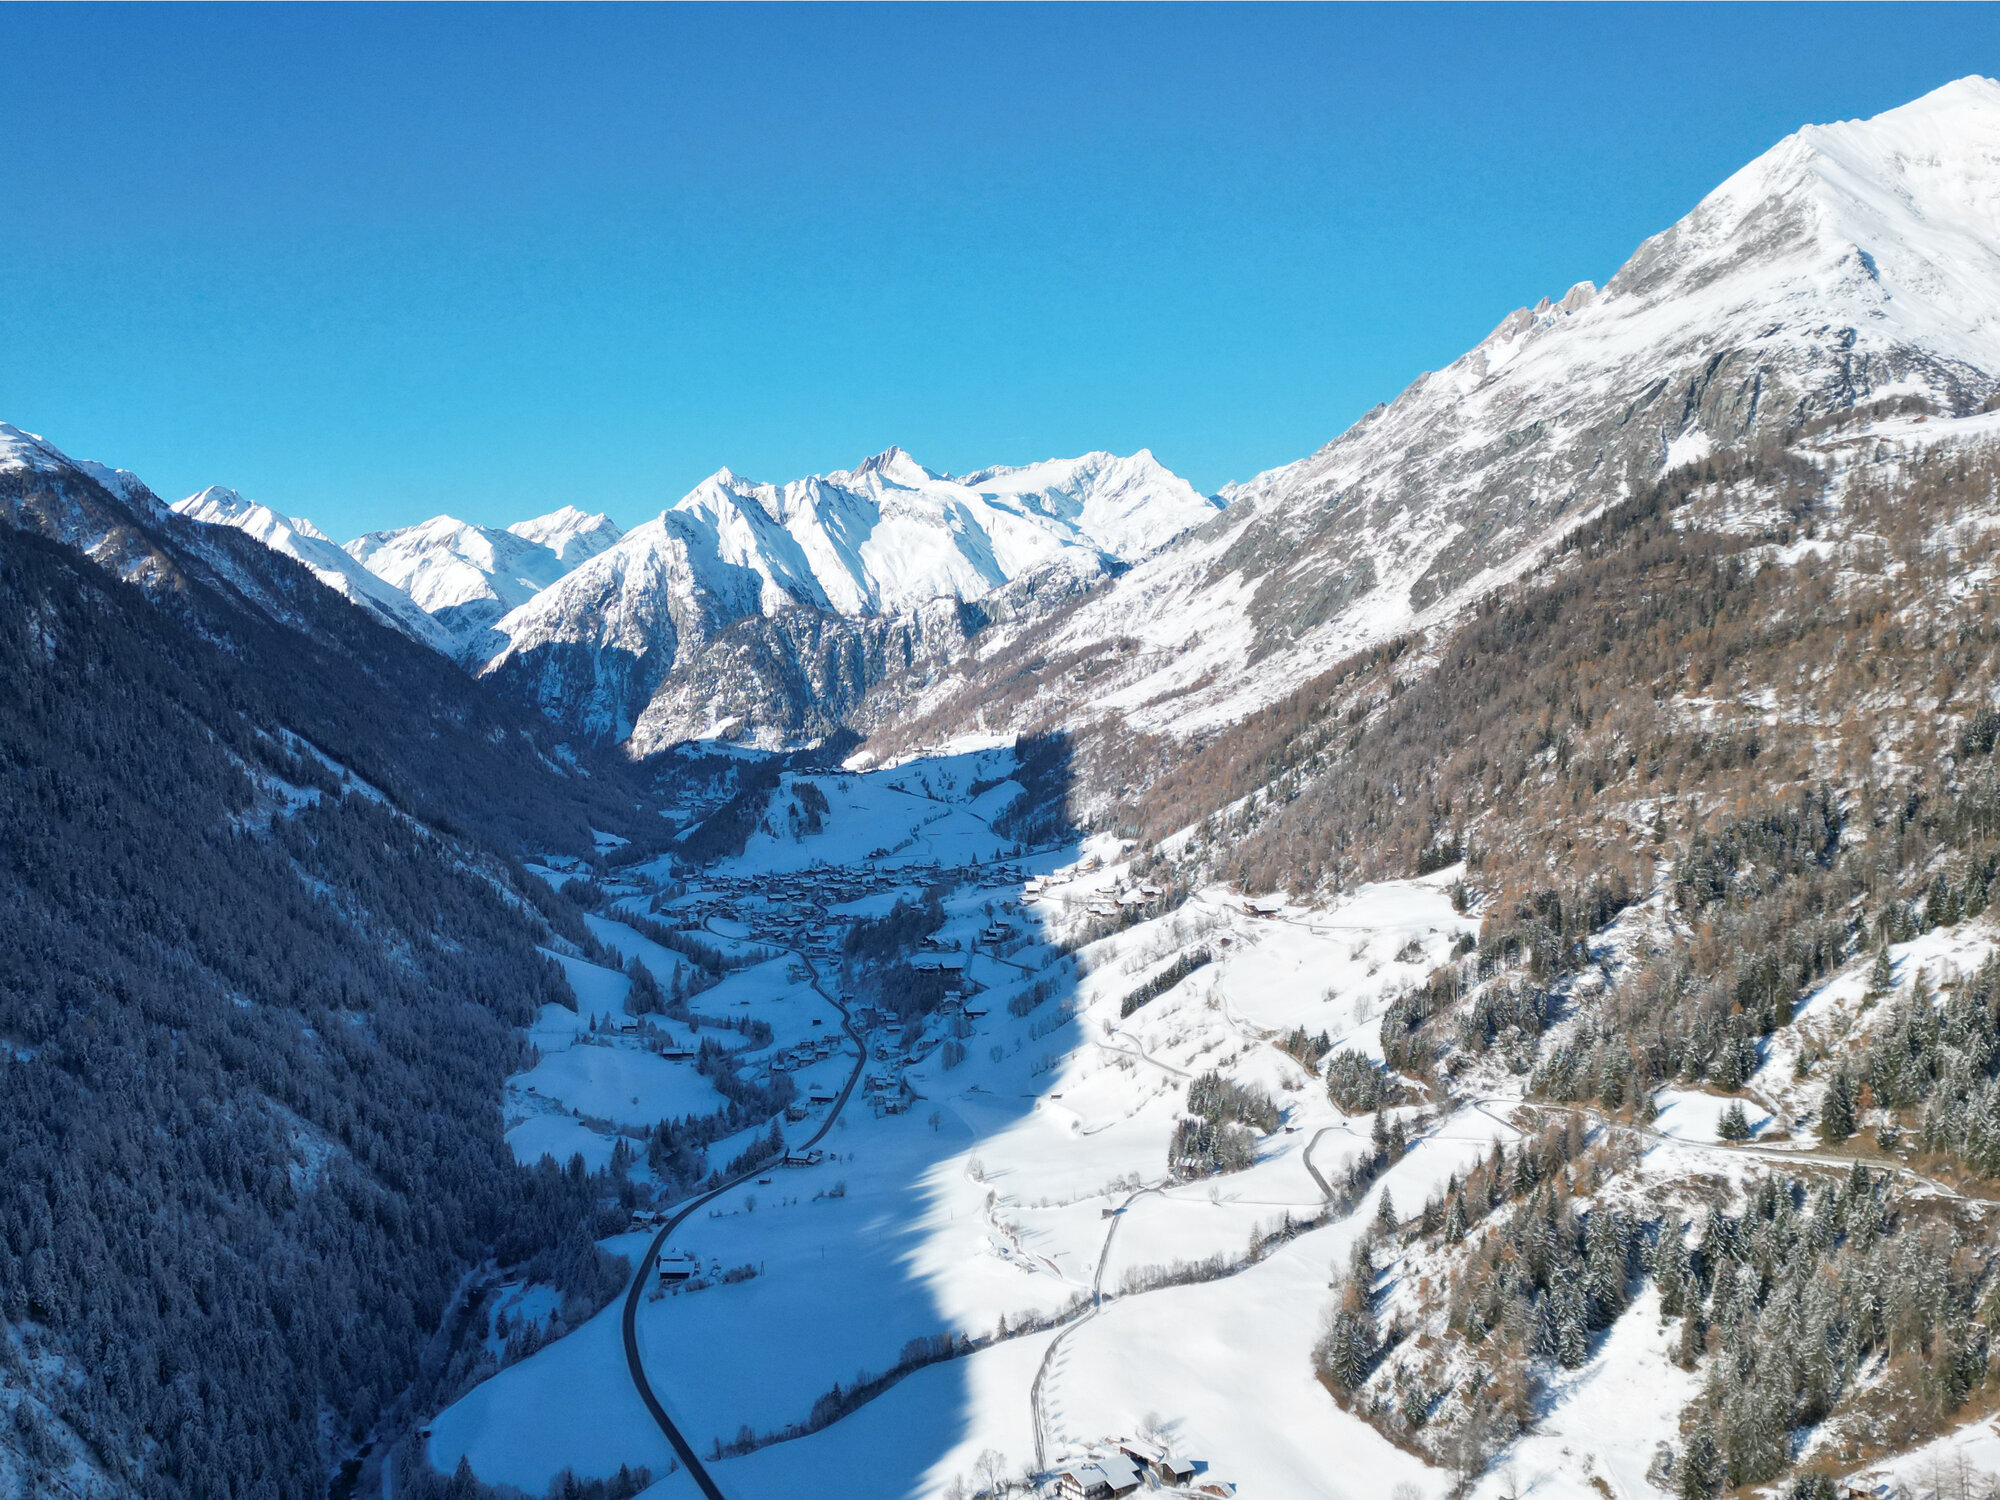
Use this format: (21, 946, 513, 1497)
(173, 486, 460, 653)
(885, 76, 2000, 754)
(482, 447, 1219, 746)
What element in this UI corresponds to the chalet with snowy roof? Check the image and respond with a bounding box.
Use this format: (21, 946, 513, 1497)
(1054, 1454, 1141, 1498)
(655, 1251, 698, 1283)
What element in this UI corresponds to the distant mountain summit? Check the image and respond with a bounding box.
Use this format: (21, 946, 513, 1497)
(479, 447, 1220, 745)
(505, 504, 623, 566)
(171, 486, 461, 653)
(344, 515, 576, 652)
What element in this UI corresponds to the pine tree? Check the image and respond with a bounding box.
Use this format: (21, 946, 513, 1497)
(1374, 1189, 1398, 1238)
(1677, 1307, 1707, 1369)
(1822, 1065, 1858, 1142)
(1869, 944, 1894, 995)
(1678, 1422, 1722, 1500)
(1444, 1191, 1469, 1245)
(1584, 1210, 1629, 1325)
(1551, 1266, 1590, 1367)
(1317, 1309, 1376, 1392)
(1655, 1217, 1693, 1318)
(1718, 1101, 1752, 1141)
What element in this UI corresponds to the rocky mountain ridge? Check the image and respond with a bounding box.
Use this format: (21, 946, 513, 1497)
(478, 446, 1220, 745)
(870, 76, 2000, 765)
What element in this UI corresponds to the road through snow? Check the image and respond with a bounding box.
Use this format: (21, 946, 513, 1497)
(619, 944, 868, 1500)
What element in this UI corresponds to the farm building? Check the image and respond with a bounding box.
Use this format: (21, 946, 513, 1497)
(655, 1252, 698, 1283)
(1053, 1454, 1141, 1498)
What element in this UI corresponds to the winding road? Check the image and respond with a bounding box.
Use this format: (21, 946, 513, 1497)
(618, 944, 869, 1500)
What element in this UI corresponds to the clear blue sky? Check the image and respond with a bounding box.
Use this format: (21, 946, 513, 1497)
(2, 4, 1994, 536)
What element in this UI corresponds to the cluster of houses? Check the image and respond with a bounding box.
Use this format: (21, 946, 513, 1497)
(1049, 1438, 1217, 1498)
(1023, 861, 1165, 924)
(766, 1034, 843, 1074)
(909, 948, 970, 989)
(863, 1067, 915, 1115)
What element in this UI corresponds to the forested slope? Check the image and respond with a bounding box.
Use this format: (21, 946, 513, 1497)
(0, 515, 653, 1498)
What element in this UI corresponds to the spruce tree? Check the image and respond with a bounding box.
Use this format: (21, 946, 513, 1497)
(1822, 1065, 1858, 1142)
(1718, 1101, 1752, 1142)
(1444, 1191, 1468, 1245)
(1678, 1422, 1722, 1500)
(1869, 944, 1894, 995)
(1374, 1189, 1398, 1238)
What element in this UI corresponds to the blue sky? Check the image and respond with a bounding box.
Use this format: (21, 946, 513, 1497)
(2, 4, 1995, 536)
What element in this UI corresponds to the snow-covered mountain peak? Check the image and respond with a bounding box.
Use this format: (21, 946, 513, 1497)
(177, 485, 335, 542)
(920, 79, 2000, 751)
(1579, 76, 2000, 370)
(842, 446, 937, 487)
(0, 422, 80, 480)
(0, 422, 158, 510)
(505, 504, 622, 566)
(344, 515, 575, 651)
(168, 486, 456, 653)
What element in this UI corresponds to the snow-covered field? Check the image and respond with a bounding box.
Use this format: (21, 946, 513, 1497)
(506, 946, 724, 1170)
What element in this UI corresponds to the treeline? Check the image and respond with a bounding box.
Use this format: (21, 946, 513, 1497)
(1324, 1051, 1398, 1114)
(675, 760, 782, 865)
(1861, 955, 2000, 1175)
(1341, 1103, 1997, 1495)
(1118, 947, 1211, 1018)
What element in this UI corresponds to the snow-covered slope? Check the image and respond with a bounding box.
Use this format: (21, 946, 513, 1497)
(483, 447, 1218, 744)
(345, 516, 577, 653)
(894, 76, 2000, 750)
(1, 421, 162, 522)
(506, 505, 623, 566)
(173, 487, 459, 653)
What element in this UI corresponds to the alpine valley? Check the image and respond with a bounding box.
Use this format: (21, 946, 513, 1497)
(11, 76, 2000, 1500)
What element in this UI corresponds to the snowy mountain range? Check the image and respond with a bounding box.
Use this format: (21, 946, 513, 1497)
(482, 446, 1221, 744)
(148, 442, 1218, 738)
(25, 76, 2000, 766)
(344, 515, 591, 651)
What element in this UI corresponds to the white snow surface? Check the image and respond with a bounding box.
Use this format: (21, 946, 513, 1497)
(435, 819, 1526, 1500)
(345, 514, 577, 649)
(506, 504, 624, 566)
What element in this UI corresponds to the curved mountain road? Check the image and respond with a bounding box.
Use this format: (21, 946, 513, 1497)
(1029, 1182, 1163, 1472)
(619, 947, 868, 1500)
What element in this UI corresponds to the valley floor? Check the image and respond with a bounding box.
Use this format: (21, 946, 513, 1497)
(423, 754, 2000, 1500)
